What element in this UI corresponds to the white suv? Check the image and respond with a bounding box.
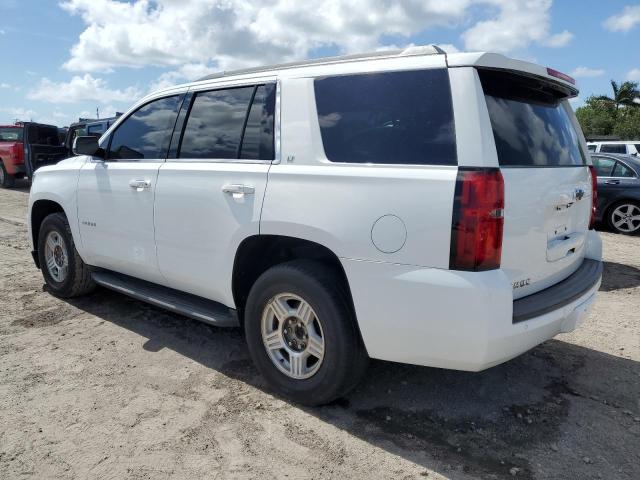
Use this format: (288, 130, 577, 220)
(28, 46, 603, 405)
(587, 141, 640, 155)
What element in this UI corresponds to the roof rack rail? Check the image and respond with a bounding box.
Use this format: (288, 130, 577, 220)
(197, 44, 446, 81)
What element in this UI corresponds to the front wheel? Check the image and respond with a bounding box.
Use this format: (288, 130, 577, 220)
(607, 202, 640, 234)
(244, 260, 368, 406)
(37, 212, 95, 298)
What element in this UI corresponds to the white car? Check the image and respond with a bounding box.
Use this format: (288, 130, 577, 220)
(28, 45, 603, 405)
(587, 141, 640, 155)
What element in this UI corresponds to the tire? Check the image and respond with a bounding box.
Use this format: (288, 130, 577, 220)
(606, 201, 640, 235)
(244, 260, 368, 406)
(0, 161, 15, 188)
(37, 212, 95, 298)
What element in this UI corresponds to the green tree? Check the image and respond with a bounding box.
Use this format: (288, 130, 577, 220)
(575, 96, 616, 136)
(593, 80, 640, 111)
(613, 107, 640, 139)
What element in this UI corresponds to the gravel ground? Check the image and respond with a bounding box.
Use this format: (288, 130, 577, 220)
(0, 182, 638, 480)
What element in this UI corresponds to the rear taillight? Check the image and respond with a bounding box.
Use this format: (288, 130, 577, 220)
(10, 143, 24, 163)
(449, 168, 504, 271)
(588, 165, 597, 229)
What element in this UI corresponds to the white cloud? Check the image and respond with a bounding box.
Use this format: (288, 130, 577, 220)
(604, 5, 640, 32)
(0, 107, 38, 122)
(62, 0, 570, 75)
(149, 63, 218, 92)
(542, 30, 573, 48)
(0, 82, 10, 88)
(27, 74, 141, 104)
(462, 0, 572, 53)
(570, 67, 605, 78)
(627, 68, 640, 81)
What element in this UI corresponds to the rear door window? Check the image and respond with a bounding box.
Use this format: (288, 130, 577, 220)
(600, 144, 626, 154)
(179, 87, 254, 159)
(479, 69, 585, 167)
(612, 162, 635, 178)
(314, 69, 457, 165)
(107, 95, 181, 160)
(591, 156, 615, 176)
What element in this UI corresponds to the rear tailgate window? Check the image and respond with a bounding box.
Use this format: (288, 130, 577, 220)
(479, 69, 586, 167)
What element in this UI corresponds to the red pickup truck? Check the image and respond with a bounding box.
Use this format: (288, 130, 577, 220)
(0, 122, 67, 188)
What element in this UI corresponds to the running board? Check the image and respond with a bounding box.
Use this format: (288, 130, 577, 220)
(91, 271, 239, 327)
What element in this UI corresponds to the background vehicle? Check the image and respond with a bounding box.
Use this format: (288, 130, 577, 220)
(0, 122, 67, 188)
(27, 46, 602, 405)
(587, 141, 640, 155)
(591, 153, 640, 234)
(63, 115, 122, 156)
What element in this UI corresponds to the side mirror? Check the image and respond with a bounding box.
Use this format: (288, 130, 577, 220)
(73, 136, 104, 158)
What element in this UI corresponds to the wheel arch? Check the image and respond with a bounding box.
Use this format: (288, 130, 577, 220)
(232, 235, 358, 328)
(30, 199, 67, 267)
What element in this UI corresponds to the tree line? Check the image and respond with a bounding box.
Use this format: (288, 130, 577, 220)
(575, 80, 640, 139)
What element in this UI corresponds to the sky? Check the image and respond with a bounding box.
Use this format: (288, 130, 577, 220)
(0, 0, 639, 127)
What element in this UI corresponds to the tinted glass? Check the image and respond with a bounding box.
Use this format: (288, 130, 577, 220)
(587, 144, 597, 152)
(28, 126, 60, 145)
(87, 124, 105, 135)
(239, 84, 276, 160)
(591, 156, 615, 176)
(108, 95, 180, 160)
(612, 162, 635, 177)
(600, 144, 626, 154)
(0, 127, 22, 142)
(480, 69, 585, 167)
(635, 144, 640, 153)
(179, 87, 254, 159)
(314, 69, 457, 165)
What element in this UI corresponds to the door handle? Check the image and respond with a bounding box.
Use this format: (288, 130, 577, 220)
(129, 179, 151, 191)
(604, 180, 620, 185)
(222, 184, 255, 197)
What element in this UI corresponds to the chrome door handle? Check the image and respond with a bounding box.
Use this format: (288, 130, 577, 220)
(604, 180, 620, 185)
(129, 179, 151, 191)
(222, 184, 255, 196)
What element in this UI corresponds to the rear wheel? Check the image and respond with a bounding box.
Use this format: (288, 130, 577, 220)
(38, 213, 95, 297)
(607, 201, 640, 234)
(244, 260, 368, 406)
(0, 161, 15, 188)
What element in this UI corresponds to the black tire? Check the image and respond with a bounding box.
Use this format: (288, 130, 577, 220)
(0, 161, 15, 188)
(244, 260, 368, 406)
(606, 201, 640, 235)
(37, 212, 95, 298)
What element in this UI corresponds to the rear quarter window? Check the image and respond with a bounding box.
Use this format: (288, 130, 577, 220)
(479, 69, 586, 167)
(314, 69, 457, 165)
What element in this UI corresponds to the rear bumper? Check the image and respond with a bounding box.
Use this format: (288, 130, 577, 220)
(342, 254, 601, 372)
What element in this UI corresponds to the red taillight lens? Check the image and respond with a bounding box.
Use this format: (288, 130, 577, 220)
(10, 143, 24, 163)
(588, 165, 597, 230)
(449, 168, 504, 271)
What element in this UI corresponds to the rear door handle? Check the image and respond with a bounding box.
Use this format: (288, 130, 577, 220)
(129, 179, 151, 191)
(604, 179, 620, 185)
(222, 184, 255, 197)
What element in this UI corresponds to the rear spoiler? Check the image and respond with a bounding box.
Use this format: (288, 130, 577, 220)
(447, 52, 579, 97)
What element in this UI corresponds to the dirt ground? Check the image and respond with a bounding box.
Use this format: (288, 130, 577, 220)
(0, 182, 638, 480)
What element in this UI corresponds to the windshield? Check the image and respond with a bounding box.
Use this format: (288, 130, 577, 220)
(479, 69, 586, 167)
(0, 127, 23, 142)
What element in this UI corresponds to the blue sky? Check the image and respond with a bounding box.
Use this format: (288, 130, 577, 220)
(0, 0, 639, 126)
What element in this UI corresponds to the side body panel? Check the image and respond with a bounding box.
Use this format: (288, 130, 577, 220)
(76, 160, 165, 283)
(261, 63, 455, 269)
(154, 162, 270, 306)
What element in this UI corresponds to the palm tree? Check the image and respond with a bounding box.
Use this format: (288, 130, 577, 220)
(594, 80, 640, 110)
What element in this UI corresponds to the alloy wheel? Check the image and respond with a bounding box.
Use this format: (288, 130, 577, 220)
(261, 293, 325, 379)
